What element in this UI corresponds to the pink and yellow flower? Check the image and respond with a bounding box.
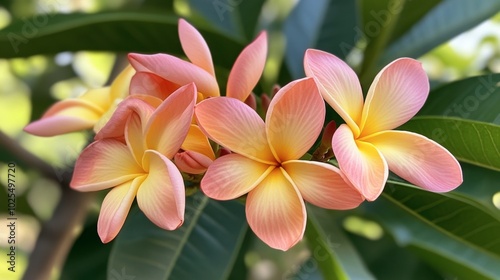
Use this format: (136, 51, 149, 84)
(24, 65, 135, 136)
(195, 78, 364, 251)
(304, 49, 463, 201)
(127, 19, 267, 173)
(70, 83, 197, 242)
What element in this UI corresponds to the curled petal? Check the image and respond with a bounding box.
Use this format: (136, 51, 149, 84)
(266, 78, 324, 162)
(128, 53, 219, 97)
(282, 160, 364, 209)
(24, 98, 102, 136)
(138, 150, 185, 230)
(226, 32, 267, 101)
(195, 97, 276, 164)
(304, 49, 363, 136)
(70, 139, 144, 192)
(130, 72, 179, 99)
(360, 58, 429, 136)
(246, 168, 306, 251)
(201, 153, 273, 200)
(174, 150, 213, 174)
(181, 124, 215, 160)
(145, 83, 197, 158)
(95, 95, 159, 140)
(97, 176, 144, 243)
(178, 19, 215, 76)
(365, 130, 463, 192)
(332, 124, 388, 201)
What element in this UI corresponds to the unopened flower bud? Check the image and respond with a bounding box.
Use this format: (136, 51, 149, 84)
(175, 150, 213, 174)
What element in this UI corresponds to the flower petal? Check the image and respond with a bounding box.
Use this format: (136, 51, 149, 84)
(246, 168, 306, 251)
(332, 124, 388, 201)
(200, 153, 273, 200)
(137, 150, 185, 230)
(24, 98, 103, 136)
(130, 72, 179, 99)
(178, 19, 215, 76)
(360, 58, 429, 136)
(304, 49, 363, 136)
(365, 130, 463, 192)
(125, 113, 147, 165)
(226, 32, 267, 101)
(109, 64, 135, 100)
(97, 176, 143, 243)
(174, 150, 213, 174)
(195, 97, 276, 164)
(128, 53, 220, 97)
(181, 124, 215, 160)
(70, 139, 144, 191)
(145, 83, 197, 158)
(282, 160, 364, 209)
(79, 87, 112, 111)
(95, 95, 158, 140)
(266, 77, 325, 162)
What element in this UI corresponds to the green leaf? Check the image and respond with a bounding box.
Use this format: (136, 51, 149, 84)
(305, 206, 375, 280)
(380, 0, 500, 65)
(183, 0, 266, 41)
(284, 0, 358, 78)
(365, 180, 500, 279)
(107, 192, 248, 280)
(402, 117, 500, 171)
(418, 73, 500, 124)
(0, 11, 243, 70)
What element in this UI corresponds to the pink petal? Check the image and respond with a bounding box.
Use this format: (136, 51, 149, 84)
(282, 160, 364, 209)
(360, 58, 429, 136)
(130, 72, 180, 99)
(174, 150, 213, 174)
(181, 124, 215, 160)
(226, 32, 267, 101)
(24, 98, 103, 136)
(332, 124, 388, 201)
(246, 168, 306, 251)
(97, 176, 144, 243)
(365, 130, 463, 192)
(109, 64, 135, 100)
(200, 153, 273, 200)
(266, 77, 325, 162)
(128, 53, 220, 97)
(137, 150, 185, 230)
(304, 49, 363, 137)
(145, 83, 197, 158)
(70, 139, 144, 191)
(95, 95, 158, 140)
(125, 113, 147, 165)
(178, 19, 215, 76)
(195, 97, 276, 164)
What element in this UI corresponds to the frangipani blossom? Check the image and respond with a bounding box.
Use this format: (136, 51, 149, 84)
(195, 78, 364, 251)
(304, 49, 463, 201)
(70, 83, 197, 243)
(128, 18, 267, 102)
(24, 65, 135, 136)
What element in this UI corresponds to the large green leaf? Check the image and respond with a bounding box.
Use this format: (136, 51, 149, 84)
(284, 0, 358, 78)
(305, 206, 375, 280)
(107, 192, 248, 280)
(182, 0, 266, 41)
(0, 11, 243, 69)
(365, 181, 500, 279)
(402, 117, 500, 171)
(419, 73, 500, 123)
(380, 0, 500, 65)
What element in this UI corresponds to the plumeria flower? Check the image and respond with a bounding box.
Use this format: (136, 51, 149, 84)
(24, 65, 135, 136)
(70, 83, 197, 242)
(304, 49, 463, 201)
(195, 77, 364, 250)
(127, 19, 267, 173)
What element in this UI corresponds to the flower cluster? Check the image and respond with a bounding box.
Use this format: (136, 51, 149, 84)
(24, 19, 462, 250)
